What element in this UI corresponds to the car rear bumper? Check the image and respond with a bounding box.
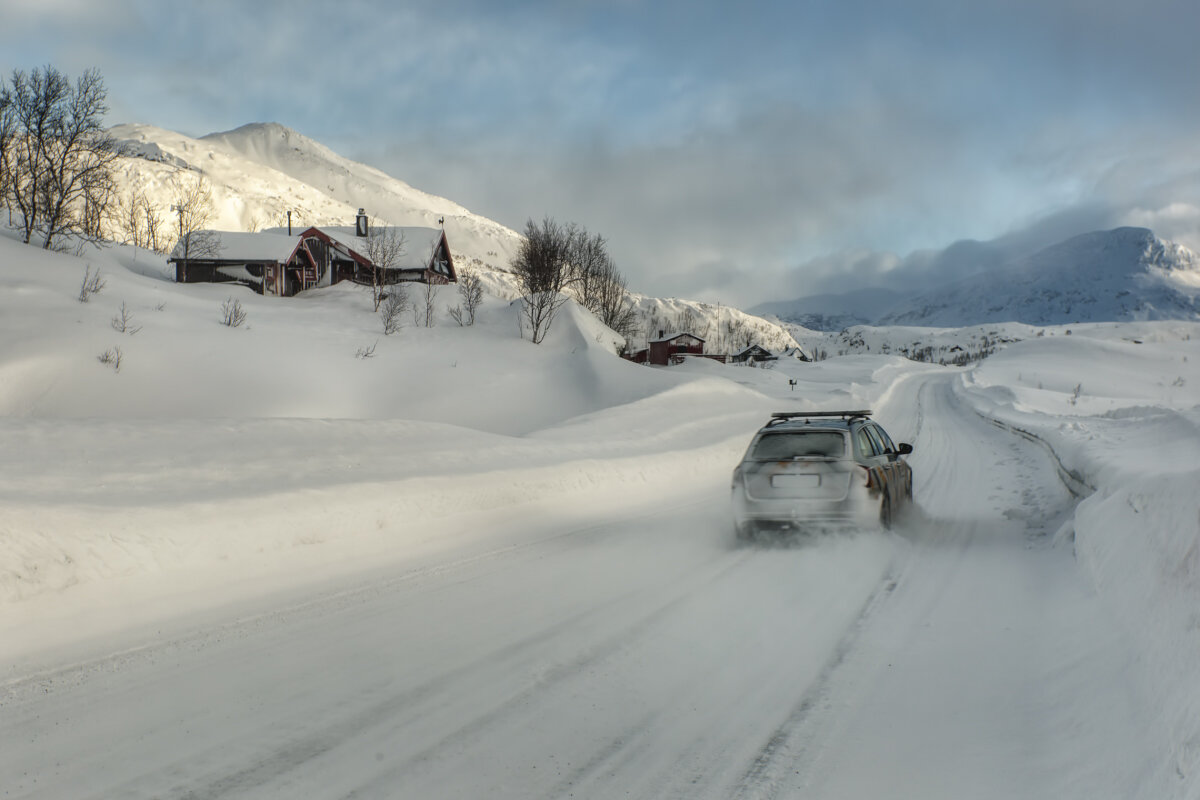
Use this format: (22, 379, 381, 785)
(732, 490, 881, 532)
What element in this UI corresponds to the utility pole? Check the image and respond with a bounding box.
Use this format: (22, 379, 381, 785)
(171, 204, 185, 280)
(716, 301, 722, 355)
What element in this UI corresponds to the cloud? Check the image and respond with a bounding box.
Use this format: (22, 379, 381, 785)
(371, 91, 989, 304)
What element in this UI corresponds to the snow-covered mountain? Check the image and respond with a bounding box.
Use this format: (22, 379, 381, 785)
(109, 122, 524, 287)
(107, 122, 801, 352)
(759, 228, 1200, 330)
(882, 227, 1200, 326)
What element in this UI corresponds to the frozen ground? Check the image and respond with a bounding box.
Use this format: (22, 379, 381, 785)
(1, 233, 1198, 798)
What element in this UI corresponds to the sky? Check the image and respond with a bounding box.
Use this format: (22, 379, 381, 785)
(3, 0, 1200, 307)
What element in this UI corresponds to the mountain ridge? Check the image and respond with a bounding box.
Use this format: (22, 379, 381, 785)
(758, 227, 1200, 329)
(880, 227, 1200, 326)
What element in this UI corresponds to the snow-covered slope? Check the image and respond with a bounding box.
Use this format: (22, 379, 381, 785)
(200, 123, 472, 219)
(880, 227, 1200, 326)
(109, 122, 523, 284)
(627, 294, 803, 353)
(3, 222, 1200, 797)
(199, 123, 523, 276)
(106, 122, 800, 350)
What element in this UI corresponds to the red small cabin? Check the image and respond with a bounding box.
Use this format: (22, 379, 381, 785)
(648, 332, 705, 366)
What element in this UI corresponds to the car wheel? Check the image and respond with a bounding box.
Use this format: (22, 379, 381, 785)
(735, 520, 757, 543)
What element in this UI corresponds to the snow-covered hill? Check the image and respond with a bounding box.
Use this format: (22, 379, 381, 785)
(626, 295, 804, 353)
(109, 122, 524, 286)
(882, 227, 1200, 326)
(106, 122, 800, 352)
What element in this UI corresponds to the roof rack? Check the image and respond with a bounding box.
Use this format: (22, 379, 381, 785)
(766, 410, 872, 426)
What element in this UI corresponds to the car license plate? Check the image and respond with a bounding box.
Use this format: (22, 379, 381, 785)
(772, 474, 819, 489)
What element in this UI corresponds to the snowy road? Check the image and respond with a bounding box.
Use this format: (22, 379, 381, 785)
(0, 373, 1152, 799)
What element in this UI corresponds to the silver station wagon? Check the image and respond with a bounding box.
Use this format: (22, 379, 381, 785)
(730, 410, 914, 539)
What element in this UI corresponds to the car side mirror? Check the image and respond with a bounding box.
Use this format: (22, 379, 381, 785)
(896, 443, 913, 455)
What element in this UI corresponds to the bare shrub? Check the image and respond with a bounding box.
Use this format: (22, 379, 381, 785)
(110, 301, 141, 334)
(97, 345, 122, 372)
(220, 297, 247, 327)
(77, 264, 105, 302)
(355, 341, 377, 359)
(380, 287, 408, 335)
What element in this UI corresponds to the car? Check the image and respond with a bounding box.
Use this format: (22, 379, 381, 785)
(730, 410, 913, 539)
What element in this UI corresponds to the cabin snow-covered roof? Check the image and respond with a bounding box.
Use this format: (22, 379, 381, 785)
(779, 346, 810, 359)
(309, 226, 447, 271)
(170, 231, 301, 263)
(650, 331, 705, 343)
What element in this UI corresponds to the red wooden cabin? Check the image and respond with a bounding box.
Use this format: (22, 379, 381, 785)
(648, 332, 705, 366)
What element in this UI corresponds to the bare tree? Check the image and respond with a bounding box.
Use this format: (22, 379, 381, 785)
(522, 221, 638, 347)
(362, 223, 406, 312)
(418, 281, 438, 327)
(724, 316, 755, 350)
(114, 186, 166, 252)
(565, 227, 638, 344)
(675, 307, 710, 339)
(113, 189, 142, 246)
(568, 226, 608, 310)
(590, 256, 639, 342)
(448, 266, 483, 326)
(169, 172, 219, 277)
(4, 66, 123, 249)
(5, 67, 68, 244)
(139, 190, 166, 253)
(511, 216, 576, 344)
(380, 287, 408, 335)
(0, 78, 16, 223)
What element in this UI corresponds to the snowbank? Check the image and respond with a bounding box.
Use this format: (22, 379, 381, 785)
(955, 323, 1200, 790)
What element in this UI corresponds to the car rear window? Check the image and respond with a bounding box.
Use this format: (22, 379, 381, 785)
(751, 431, 847, 460)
